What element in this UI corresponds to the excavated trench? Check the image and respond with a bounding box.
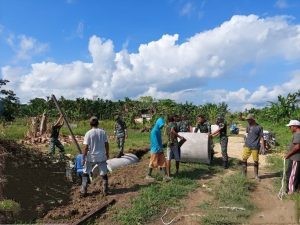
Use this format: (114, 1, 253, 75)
(0, 140, 149, 223)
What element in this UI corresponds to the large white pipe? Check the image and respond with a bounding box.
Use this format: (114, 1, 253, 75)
(178, 132, 212, 164)
(92, 153, 139, 176)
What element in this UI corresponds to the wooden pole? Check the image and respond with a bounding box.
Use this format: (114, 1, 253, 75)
(51, 94, 82, 154)
(71, 199, 116, 225)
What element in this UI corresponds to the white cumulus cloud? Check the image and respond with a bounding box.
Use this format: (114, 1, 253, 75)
(1, 14, 300, 110)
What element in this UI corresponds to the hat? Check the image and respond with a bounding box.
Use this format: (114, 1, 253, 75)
(286, 120, 300, 127)
(89, 116, 98, 123)
(246, 114, 255, 120)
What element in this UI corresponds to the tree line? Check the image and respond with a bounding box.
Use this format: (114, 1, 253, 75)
(1, 79, 299, 126)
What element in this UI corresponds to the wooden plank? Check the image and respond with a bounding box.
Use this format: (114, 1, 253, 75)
(51, 94, 82, 154)
(71, 199, 116, 225)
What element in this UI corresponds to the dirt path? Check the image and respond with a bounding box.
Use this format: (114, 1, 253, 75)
(162, 126, 297, 225)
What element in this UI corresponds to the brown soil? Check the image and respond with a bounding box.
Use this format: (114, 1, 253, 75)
(0, 139, 72, 223)
(43, 157, 152, 224)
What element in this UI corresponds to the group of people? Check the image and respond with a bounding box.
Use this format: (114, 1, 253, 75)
(147, 114, 229, 181)
(49, 112, 300, 197)
(48, 115, 128, 196)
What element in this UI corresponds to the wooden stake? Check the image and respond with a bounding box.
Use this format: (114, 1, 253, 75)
(71, 199, 116, 225)
(51, 94, 82, 154)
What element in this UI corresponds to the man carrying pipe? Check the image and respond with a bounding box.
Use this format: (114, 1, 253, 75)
(242, 114, 264, 180)
(49, 114, 65, 162)
(81, 116, 110, 197)
(166, 115, 185, 177)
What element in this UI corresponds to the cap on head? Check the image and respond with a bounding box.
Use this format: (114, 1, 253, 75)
(246, 114, 255, 121)
(114, 115, 120, 120)
(90, 116, 99, 126)
(286, 120, 300, 127)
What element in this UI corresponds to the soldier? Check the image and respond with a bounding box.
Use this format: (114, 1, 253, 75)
(194, 114, 211, 134)
(195, 114, 214, 161)
(49, 114, 65, 161)
(211, 115, 228, 168)
(178, 115, 192, 132)
(114, 115, 128, 158)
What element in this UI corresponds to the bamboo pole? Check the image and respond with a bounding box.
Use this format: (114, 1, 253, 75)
(51, 94, 82, 154)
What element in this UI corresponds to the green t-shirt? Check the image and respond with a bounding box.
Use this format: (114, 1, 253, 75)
(289, 131, 300, 161)
(167, 122, 178, 146)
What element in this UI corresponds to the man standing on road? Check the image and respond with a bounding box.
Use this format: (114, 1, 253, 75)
(146, 117, 170, 181)
(242, 114, 264, 180)
(49, 114, 65, 162)
(211, 115, 229, 168)
(114, 115, 128, 158)
(81, 116, 109, 197)
(285, 120, 300, 194)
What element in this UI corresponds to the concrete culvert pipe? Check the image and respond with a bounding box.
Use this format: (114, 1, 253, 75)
(92, 153, 139, 176)
(178, 132, 212, 164)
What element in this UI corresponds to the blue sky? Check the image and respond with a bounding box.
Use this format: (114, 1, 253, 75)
(0, 0, 300, 110)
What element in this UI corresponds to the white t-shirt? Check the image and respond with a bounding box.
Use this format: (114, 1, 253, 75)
(83, 128, 108, 162)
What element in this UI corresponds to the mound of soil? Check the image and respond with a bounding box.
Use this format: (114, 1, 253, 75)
(43, 149, 151, 224)
(0, 139, 72, 223)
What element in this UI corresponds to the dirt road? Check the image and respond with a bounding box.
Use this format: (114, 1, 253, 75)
(167, 126, 297, 225)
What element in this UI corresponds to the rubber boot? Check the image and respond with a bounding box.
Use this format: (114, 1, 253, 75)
(223, 160, 229, 169)
(242, 161, 247, 176)
(80, 174, 88, 197)
(102, 176, 108, 196)
(59, 152, 65, 162)
(254, 163, 260, 181)
(116, 151, 124, 158)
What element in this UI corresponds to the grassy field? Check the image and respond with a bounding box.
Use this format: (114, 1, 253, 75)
(0, 117, 294, 225)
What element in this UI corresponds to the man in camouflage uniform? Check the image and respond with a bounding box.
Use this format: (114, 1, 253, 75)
(178, 115, 192, 132)
(114, 115, 128, 158)
(194, 114, 211, 134)
(194, 114, 213, 162)
(49, 114, 65, 161)
(212, 115, 228, 168)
